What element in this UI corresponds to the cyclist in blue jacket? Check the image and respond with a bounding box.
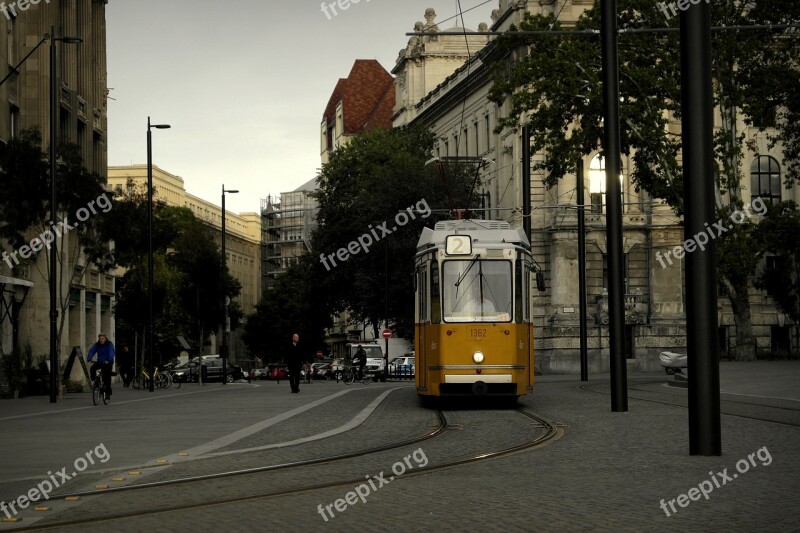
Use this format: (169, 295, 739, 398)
(87, 333, 115, 399)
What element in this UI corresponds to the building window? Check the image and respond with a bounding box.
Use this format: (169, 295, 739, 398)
(589, 154, 624, 214)
(750, 155, 781, 206)
(10, 106, 19, 139)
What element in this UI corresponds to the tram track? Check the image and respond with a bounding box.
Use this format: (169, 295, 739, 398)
(580, 381, 800, 428)
(14, 408, 561, 531)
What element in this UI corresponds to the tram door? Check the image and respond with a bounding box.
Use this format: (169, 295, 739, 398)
(416, 266, 427, 391)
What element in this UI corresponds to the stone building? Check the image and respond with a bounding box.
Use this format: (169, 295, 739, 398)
(261, 178, 318, 293)
(107, 165, 262, 318)
(393, 2, 798, 373)
(0, 1, 111, 374)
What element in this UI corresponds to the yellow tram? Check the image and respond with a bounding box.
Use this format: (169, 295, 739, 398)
(414, 219, 542, 400)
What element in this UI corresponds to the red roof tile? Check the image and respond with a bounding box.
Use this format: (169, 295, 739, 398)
(322, 60, 395, 134)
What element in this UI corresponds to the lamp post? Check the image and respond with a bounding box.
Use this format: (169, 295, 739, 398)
(221, 186, 238, 384)
(147, 117, 170, 392)
(49, 27, 82, 404)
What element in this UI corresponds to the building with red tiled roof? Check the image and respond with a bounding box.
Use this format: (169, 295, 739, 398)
(320, 59, 395, 164)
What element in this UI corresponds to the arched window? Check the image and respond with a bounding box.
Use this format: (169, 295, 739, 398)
(750, 156, 781, 206)
(588, 154, 624, 214)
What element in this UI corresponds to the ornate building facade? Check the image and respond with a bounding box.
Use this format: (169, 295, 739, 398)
(393, 2, 797, 373)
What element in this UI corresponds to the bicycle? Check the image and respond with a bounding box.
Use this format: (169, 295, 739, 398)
(342, 364, 357, 385)
(92, 368, 113, 406)
(132, 366, 171, 390)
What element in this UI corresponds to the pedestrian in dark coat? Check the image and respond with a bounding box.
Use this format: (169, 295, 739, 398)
(287, 333, 306, 393)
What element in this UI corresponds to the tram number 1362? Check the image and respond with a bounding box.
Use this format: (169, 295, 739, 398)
(470, 328, 487, 338)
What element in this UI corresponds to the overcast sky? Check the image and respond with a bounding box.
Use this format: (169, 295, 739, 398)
(106, 0, 491, 214)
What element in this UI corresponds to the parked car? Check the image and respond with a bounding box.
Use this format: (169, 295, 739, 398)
(389, 355, 415, 376)
(328, 358, 352, 380)
(170, 356, 245, 383)
(250, 367, 269, 380)
(311, 362, 331, 379)
(266, 363, 289, 380)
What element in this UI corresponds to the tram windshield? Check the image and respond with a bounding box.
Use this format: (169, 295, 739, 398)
(442, 260, 512, 322)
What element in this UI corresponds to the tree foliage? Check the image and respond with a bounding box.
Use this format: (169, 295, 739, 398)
(488, 0, 800, 360)
(0, 128, 107, 253)
(754, 201, 800, 355)
(95, 186, 240, 362)
(242, 256, 331, 362)
(311, 126, 477, 338)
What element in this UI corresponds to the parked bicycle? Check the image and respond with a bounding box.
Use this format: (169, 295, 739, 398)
(132, 366, 174, 390)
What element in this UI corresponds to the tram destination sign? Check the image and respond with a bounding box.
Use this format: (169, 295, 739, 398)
(445, 234, 472, 255)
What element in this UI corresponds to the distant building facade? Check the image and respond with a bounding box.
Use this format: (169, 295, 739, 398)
(108, 165, 262, 318)
(0, 1, 111, 376)
(261, 178, 318, 292)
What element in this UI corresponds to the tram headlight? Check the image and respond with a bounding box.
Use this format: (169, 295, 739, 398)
(473, 351, 485, 364)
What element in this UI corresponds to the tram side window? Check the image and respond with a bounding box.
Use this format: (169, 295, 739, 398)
(431, 262, 441, 324)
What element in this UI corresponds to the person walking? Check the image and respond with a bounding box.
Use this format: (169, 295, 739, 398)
(117, 345, 134, 387)
(287, 333, 306, 393)
(87, 333, 115, 399)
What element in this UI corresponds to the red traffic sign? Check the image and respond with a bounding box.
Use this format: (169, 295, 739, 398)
(382, 329, 392, 339)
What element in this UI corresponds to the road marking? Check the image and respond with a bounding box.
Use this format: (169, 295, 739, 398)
(201, 388, 401, 458)
(0, 387, 231, 422)
(165, 388, 359, 460)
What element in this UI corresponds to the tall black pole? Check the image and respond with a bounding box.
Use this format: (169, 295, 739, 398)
(147, 118, 155, 392)
(577, 161, 589, 382)
(601, 0, 628, 411)
(680, 2, 721, 455)
(522, 126, 532, 242)
(49, 27, 58, 403)
(221, 186, 227, 385)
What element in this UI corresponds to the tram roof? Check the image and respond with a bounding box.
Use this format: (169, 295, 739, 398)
(416, 219, 530, 252)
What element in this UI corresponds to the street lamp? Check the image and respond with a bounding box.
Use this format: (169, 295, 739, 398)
(147, 117, 170, 392)
(49, 27, 82, 403)
(221, 186, 238, 384)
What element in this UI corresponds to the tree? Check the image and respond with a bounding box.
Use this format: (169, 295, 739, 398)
(754, 201, 800, 357)
(93, 186, 240, 363)
(243, 256, 330, 362)
(0, 128, 109, 355)
(488, 1, 800, 360)
(311, 126, 476, 338)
